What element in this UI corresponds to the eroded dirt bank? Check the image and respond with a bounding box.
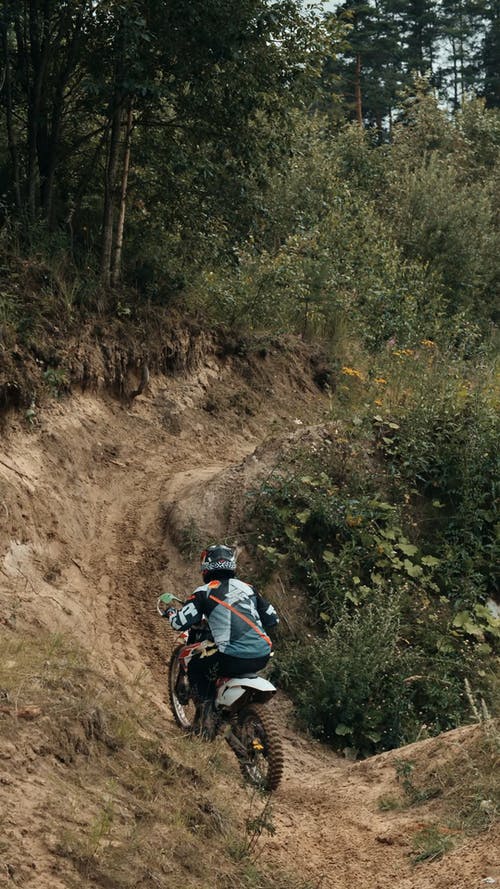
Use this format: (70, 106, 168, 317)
(1, 346, 498, 889)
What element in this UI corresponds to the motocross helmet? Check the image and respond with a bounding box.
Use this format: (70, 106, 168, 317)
(200, 544, 236, 580)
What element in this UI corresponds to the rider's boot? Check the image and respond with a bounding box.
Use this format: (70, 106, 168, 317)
(192, 700, 216, 741)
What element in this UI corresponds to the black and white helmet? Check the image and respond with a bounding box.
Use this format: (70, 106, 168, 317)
(200, 544, 236, 577)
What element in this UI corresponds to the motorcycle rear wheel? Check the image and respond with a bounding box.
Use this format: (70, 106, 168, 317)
(237, 704, 283, 792)
(168, 647, 196, 731)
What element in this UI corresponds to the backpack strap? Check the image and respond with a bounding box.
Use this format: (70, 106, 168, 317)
(208, 594, 271, 647)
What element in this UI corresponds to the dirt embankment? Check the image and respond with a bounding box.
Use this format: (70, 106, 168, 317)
(0, 339, 498, 889)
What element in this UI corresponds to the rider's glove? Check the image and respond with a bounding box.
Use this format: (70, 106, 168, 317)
(163, 607, 176, 619)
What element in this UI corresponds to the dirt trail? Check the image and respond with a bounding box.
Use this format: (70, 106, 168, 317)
(1, 353, 498, 889)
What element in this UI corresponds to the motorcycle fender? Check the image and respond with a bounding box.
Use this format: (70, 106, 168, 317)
(216, 677, 276, 708)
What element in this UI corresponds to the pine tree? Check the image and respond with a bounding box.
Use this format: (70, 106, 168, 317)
(383, 0, 440, 79)
(335, 0, 403, 129)
(483, 0, 500, 106)
(440, 0, 489, 109)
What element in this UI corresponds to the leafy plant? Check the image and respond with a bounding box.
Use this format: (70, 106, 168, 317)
(249, 460, 441, 616)
(43, 366, 68, 398)
(276, 595, 419, 755)
(248, 402, 497, 753)
(411, 824, 455, 864)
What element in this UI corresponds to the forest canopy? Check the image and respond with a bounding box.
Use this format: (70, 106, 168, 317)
(0, 0, 498, 315)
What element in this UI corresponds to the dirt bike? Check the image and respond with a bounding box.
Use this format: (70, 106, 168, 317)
(158, 593, 284, 792)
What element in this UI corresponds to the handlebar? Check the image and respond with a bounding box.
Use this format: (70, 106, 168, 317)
(156, 592, 185, 617)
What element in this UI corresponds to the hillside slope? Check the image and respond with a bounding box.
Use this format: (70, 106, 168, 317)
(0, 343, 498, 889)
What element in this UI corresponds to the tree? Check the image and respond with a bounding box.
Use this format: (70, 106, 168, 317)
(334, 1, 401, 128)
(0, 0, 99, 227)
(0, 0, 332, 288)
(382, 0, 441, 80)
(440, 0, 489, 109)
(483, 0, 500, 107)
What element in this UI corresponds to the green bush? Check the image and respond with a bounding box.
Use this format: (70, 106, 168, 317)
(275, 595, 484, 755)
(247, 358, 499, 753)
(249, 460, 441, 617)
(384, 93, 500, 322)
(377, 366, 500, 612)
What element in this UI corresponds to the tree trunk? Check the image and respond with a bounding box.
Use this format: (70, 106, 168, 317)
(100, 96, 123, 286)
(452, 39, 459, 110)
(459, 25, 465, 103)
(1, 24, 22, 213)
(27, 1, 50, 224)
(355, 54, 363, 126)
(41, 17, 84, 227)
(111, 100, 133, 287)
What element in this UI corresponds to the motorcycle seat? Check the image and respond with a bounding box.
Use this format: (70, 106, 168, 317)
(217, 673, 259, 686)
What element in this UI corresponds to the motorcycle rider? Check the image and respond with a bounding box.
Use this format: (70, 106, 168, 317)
(163, 544, 279, 737)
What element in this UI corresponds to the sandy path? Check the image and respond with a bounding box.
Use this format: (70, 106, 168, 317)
(1, 371, 498, 889)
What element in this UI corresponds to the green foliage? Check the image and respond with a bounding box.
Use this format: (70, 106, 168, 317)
(187, 95, 500, 350)
(43, 366, 68, 398)
(248, 342, 498, 754)
(249, 453, 441, 615)
(274, 594, 486, 755)
(0, 0, 337, 290)
(186, 118, 444, 346)
(386, 94, 500, 319)
(411, 824, 455, 864)
(2, 8, 500, 351)
(277, 596, 411, 754)
(375, 359, 500, 612)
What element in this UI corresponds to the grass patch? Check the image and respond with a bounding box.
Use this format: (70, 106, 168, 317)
(394, 759, 442, 805)
(376, 698, 499, 864)
(411, 823, 455, 864)
(389, 718, 500, 836)
(378, 796, 404, 811)
(0, 627, 304, 889)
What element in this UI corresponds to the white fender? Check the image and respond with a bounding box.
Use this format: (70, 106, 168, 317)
(216, 676, 277, 708)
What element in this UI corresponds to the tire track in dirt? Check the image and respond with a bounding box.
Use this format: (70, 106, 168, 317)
(1, 372, 498, 889)
(49, 405, 500, 889)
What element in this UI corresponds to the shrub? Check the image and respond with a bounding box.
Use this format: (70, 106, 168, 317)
(276, 595, 407, 754)
(248, 456, 441, 618)
(376, 360, 500, 612)
(247, 361, 498, 753)
(275, 595, 493, 755)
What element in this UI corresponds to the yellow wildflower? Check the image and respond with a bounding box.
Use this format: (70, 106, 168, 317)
(342, 366, 364, 380)
(374, 399, 383, 406)
(374, 377, 387, 385)
(393, 348, 415, 358)
(420, 339, 436, 348)
(346, 514, 363, 528)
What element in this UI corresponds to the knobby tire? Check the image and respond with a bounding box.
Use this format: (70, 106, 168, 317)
(168, 646, 195, 731)
(237, 703, 283, 793)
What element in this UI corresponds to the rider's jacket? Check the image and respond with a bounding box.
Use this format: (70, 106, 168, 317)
(168, 578, 279, 660)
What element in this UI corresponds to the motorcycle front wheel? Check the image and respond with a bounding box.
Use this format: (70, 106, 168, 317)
(168, 647, 196, 731)
(237, 704, 283, 792)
